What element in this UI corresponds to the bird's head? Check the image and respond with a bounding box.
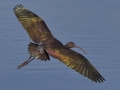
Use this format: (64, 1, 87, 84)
(65, 42, 86, 54)
(65, 42, 75, 48)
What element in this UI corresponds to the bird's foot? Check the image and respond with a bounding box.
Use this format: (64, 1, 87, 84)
(17, 61, 29, 69)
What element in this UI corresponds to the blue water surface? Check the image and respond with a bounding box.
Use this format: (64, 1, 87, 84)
(0, 0, 120, 90)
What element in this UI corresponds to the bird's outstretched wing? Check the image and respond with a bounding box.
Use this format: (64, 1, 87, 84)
(28, 42, 50, 61)
(49, 48, 105, 83)
(13, 4, 54, 44)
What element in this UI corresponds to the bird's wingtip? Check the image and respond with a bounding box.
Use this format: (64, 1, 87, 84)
(13, 4, 26, 12)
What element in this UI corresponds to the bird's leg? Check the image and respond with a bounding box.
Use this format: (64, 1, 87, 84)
(17, 56, 35, 69)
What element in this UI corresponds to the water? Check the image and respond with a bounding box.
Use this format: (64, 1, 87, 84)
(0, 0, 120, 90)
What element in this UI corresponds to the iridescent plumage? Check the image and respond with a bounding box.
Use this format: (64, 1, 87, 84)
(14, 4, 105, 83)
(17, 42, 86, 69)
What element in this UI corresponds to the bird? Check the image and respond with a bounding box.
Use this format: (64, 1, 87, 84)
(13, 4, 105, 83)
(17, 42, 86, 69)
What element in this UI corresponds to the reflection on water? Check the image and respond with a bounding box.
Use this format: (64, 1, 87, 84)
(0, 0, 120, 90)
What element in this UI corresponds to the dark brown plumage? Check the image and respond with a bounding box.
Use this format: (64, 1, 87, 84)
(28, 42, 50, 61)
(17, 42, 86, 69)
(14, 4, 105, 83)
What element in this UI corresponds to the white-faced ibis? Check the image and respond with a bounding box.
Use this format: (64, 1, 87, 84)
(13, 4, 105, 83)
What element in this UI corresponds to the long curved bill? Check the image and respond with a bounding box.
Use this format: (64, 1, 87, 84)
(74, 45, 87, 54)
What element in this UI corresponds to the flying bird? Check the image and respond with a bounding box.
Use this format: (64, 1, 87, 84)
(13, 4, 105, 83)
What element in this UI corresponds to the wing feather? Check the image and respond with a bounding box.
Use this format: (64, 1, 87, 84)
(13, 4, 54, 44)
(50, 48, 105, 83)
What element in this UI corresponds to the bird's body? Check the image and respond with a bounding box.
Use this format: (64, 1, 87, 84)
(14, 4, 105, 83)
